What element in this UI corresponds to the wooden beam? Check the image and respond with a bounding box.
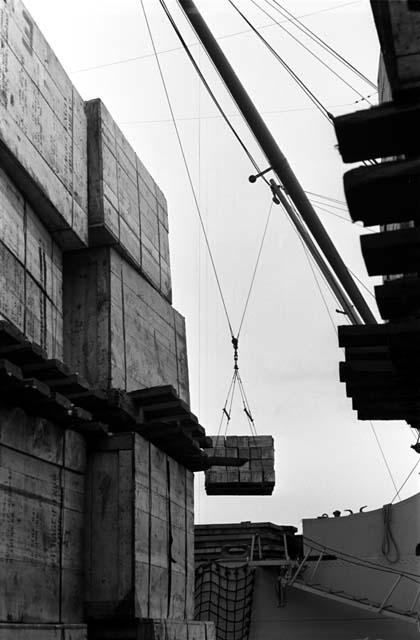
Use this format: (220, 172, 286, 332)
(334, 102, 420, 162)
(375, 277, 420, 320)
(344, 158, 420, 226)
(361, 227, 420, 276)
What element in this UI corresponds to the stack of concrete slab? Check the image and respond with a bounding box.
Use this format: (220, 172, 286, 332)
(0, 167, 63, 359)
(205, 436, 275, 495)
(0, 406, 87, 639)
(86, 99, 171, 301)
(86, 433, 195, 624)
(63, 247, 189, 404)
(0, 0, 88, 250)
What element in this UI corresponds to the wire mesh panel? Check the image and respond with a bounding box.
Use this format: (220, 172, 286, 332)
(195, 562, 255, 640)
(205, 436, 275, 495)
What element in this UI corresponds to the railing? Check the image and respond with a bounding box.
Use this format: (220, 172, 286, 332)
(287, 539, 420, 618)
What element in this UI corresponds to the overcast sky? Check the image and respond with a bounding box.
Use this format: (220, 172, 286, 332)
(24, 0, 419, 529)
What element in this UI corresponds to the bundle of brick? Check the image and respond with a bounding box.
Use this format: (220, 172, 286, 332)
(205, 435, 275, 495)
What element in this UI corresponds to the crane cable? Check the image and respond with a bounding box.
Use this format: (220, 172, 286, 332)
(227, 0, 333, 124)
(265, 0, 377, 90)
(249, 0, 374, 105)
(227, 0, 378, 168)
(144, 0, 276, 434)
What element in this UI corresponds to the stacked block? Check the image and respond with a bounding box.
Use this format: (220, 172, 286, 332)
(85, 433, 195, 621)
(0, 406, 86, 626)
(0, 0, 88, 249)
(63, 247, 189, 404)
(86, 100, 171, 301)
(205, 436, 275, 495)
(0, 167, 63, 358)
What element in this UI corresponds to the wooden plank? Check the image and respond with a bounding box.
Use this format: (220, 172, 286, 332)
(0, 624, 87, 640)
(64, 248, 188, 402)
(344, 158, 420, 226)
(334, 101, 420, 162)
(360, 227, 420, 276)
(86, 99, 171, 300)
(371, 0, 420, 99)
(375, 277, 420, 320)
(0, 0, 88, 249)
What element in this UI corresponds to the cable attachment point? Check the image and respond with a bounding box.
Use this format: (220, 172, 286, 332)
(269, 180, 282, 205)
(232, 336, 239, 370)
(223, 407, 231, 421)
(249, 166, 273, 183)
(244, 406, 254, 423)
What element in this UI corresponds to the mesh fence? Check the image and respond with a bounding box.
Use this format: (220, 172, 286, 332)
(195, 561, 255, 640)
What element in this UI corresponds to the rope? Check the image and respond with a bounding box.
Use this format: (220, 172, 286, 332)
(381, 503, 400, 564)
(227, 0, 333, 124)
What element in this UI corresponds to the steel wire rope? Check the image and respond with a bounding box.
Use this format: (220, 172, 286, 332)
(281, 195, 401, 494)
(237, 199, 274, 339)
(309, 201, 377, 234)
(248, 0, 374, 105)
(158, 0, 264, 177)
(305, 190, 348, 206)
(391, 459, 420, 505)
(265, 0, 377, 90)
(140, 0, 235, 337)
(227, 0, 333, 124)
(369, 421, 401, 501)
(227, 0, 378, 170)
(70, 2, 362, 75)
(302, 535, 420, 581)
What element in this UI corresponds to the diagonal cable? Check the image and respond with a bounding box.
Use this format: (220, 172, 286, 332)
(237, 199, 274, 338)
(140, 0, 235, 337)
(265, 0, 377, 90)
(249, 0, 373, 104)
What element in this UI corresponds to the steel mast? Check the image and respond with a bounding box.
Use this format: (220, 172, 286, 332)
(177, 0, 376, 325)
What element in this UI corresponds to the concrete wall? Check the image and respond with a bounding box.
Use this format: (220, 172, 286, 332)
(249, 567, 419, 640)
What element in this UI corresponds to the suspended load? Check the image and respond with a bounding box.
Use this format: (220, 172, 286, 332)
(205, 435, 275, 495)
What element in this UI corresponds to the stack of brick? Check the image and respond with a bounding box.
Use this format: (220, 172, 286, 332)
(205, 436, 275, 495)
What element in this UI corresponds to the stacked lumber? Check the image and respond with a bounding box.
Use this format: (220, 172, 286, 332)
(0, 0, 88, 250)
(63, 248, 189, 404)
(89, 619, 215, 640)
(204, 436, 275, 495)
(86, 100, 171, 301)
(85, 433, 195, 621)
(0, 167, 63, 359)
(195, 522, 297, 564)
(0, 407, 86, 624)
(332, 0, 420, 427)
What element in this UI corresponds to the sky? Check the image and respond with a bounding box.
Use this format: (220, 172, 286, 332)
(23, 0, 419, 530)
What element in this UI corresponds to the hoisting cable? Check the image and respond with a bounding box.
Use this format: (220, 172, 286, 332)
(265, 0, 377, 90)
(146, 0, 277, 439)
(237, 199, 274, 338)
(157, 0, 267, 182)
(140, 0, 235, 337)
(390, 458, 420, 505)
(227, 0, 378, 169)
(249, 0, 374, 105)
(227, 0, 333, 124)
